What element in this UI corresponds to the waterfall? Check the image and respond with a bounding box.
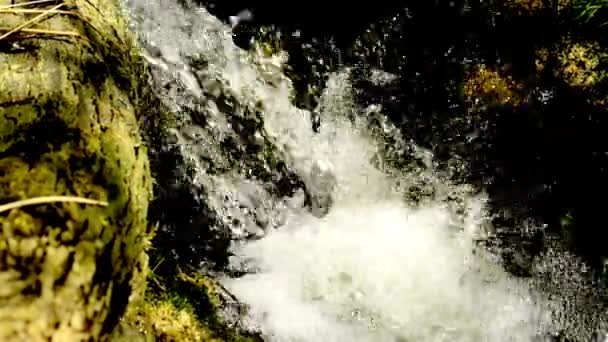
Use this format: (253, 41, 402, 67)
(124, 0, 608, 340)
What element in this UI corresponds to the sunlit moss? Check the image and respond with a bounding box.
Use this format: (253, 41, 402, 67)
(500, 0, 571, 14)
(535, 41, 607, 104)
(117, 295, 220, 342)
(556, 42, 605, 88)
(116, 270, 262, 342)
(464, 65, 523, 106)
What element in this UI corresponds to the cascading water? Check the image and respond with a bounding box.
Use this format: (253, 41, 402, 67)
(124, 0, 607, 340)
(220, 71, 553, 342)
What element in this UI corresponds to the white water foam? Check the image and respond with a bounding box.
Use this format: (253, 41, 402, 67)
(221, 71, 553, 341)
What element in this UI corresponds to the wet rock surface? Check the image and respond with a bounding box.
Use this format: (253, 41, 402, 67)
(131, 2, 339, 275)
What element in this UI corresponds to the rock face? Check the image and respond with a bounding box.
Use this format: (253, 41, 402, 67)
(0, 0, 152, 340)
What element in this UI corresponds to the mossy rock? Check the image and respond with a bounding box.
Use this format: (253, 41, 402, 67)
(116, 270, 263, 342)
(0, 0, 152, 340)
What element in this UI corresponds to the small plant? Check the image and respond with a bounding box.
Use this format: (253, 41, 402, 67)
(573, 0, 608, 26)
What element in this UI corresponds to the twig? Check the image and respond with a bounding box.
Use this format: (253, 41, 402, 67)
(0, 26, 80, 37)
(0, 32, 37, 42)
(81, 0, 103, 17)
(0, 8, 74, 15)
(0, 2, 63, 41)
(0, 0, 57, 10)
(0, 195, 108, 214)
(151, 257, 165, 274)
(0, 8, 90, 35)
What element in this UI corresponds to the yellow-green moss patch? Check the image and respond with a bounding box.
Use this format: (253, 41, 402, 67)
(556, 41, 606, 88)
(117, 270, 263, 342)
(464, 64, 524, 107)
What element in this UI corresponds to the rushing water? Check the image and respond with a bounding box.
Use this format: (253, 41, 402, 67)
(219, 72, 552, 342)
(125, 0, 607, 341)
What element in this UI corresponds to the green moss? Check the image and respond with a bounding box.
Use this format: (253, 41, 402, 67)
(116, 270, 263, 342)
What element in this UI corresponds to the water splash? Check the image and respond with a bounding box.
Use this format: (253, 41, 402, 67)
(224, 203, 556, 342)
(221, 70, 552, 341)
